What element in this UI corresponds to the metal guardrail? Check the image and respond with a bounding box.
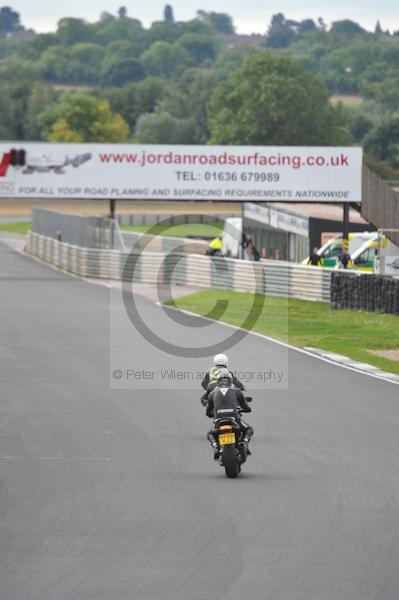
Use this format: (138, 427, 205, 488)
(27, 232, 332, 302)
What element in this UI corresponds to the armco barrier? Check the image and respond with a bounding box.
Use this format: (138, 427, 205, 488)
(27, 232, 332, 302)
(331, 271, 399, 314)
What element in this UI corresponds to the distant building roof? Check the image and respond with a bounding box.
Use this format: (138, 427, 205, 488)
(268, 202, 368, 224)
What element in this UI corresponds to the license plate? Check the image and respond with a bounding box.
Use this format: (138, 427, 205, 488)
(219, 433, 235, 445)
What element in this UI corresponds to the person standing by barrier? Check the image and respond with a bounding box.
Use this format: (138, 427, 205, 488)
(337, 249, 353, 269)
(207, 236, 222, 256)
(244, 235, 260, 261)
(307, 247, 324, 267)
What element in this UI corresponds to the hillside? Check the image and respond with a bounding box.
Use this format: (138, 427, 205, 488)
(0, 6, 398, 172)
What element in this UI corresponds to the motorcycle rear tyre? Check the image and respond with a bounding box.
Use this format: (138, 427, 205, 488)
(223, 444, 239, 478)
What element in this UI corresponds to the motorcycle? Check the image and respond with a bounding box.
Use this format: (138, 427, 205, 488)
(213, 401, 252, 479)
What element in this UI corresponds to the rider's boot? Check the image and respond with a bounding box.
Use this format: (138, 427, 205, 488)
(242, 436, 252, 455)
(207, 431, 220, 459)
(212, 441, 220, 460)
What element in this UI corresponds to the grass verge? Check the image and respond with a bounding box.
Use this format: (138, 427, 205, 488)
(0, 220, 223, 239)
(167, 290, 399, 375)
(121, 221, 223, 238)
(0, 201, 241, 217)
(0, 222, 31, 234)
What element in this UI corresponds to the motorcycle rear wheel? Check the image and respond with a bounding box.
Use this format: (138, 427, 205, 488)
(222, 444, 239, 478)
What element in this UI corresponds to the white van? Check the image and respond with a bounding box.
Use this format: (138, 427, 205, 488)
(352, 236, 398, 272)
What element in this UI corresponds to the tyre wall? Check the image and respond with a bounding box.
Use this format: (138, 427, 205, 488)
(331, 271, 399, 315)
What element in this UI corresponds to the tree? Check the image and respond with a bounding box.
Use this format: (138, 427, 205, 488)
(266, 25, 297, 48)
(38, 46, 70, 82)
(176, 32, 219, 65)
(177, 18, 215, 36)
(118, 7, 127, 18)
(266, 13, 297, 48)
(147, 21, 180, 44)
(30, 33, 59, 57)
(297, 19, 317, 34)
(197, 11, 235, 34)
(0, 6, 21, 37)
(56, 18, 95, 45)
(330, 20, 366, 37)
(164, 5, 175, 25)
(67, 43, 105, 84)
(179, 71, 217, 144)
(0, 92, 15, 138)
(71, 42, 105, 65)
(364, 115, 399, 166)
(375, 20, 383, 35)
(104, 40, 139, 62)
(103, 77, 168, 133)
(159, 70, 218, 143)
(94, 16, 146, 49)
(24, 84, 57, 139)
(214, 45, 258, 81)
(100, 12, 115, 23)
(375, 77, 399, 112)
(0, 83, 31, 138)
(208, 51, 351, 146)
(350, 113, 374, 142)
(101, 58, 146, 86)
(318, 18, 327, 31)
(135, 111, 193, 143)
(39, 93, 129, 142)
(270, 13, 285, 28)
(141, 41, 191, 77)
(0, 82, 49, 140)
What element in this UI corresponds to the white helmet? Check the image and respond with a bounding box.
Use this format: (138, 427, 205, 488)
(214, 353, 228, 367)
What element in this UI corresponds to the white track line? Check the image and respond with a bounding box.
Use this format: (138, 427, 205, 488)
(0, 456, 112, 460)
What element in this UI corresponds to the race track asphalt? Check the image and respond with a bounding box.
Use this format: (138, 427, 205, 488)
(1, 239, 399, 600)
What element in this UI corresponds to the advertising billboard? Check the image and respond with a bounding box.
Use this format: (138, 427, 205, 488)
(0, 143, 363, 202)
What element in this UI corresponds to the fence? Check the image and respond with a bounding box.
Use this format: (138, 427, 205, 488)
(331, 271, 399, 315)
(27, 232, 332, 302)
(31, 207, 125, 250)
(362, 166, 399, 246)
(32, 207, 212, 255)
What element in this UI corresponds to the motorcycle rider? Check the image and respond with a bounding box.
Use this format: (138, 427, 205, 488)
(200, 353, 244, 406)
(206, 372, 253, 460)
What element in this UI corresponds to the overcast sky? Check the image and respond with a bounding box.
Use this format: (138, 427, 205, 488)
(9, 0, 399, 35)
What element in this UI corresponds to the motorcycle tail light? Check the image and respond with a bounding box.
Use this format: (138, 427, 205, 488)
(220, 425, 232, 431)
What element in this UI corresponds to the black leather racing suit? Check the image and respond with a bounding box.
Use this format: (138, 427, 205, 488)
(200, 368, 244, 405)
(206, 386, 253, 447)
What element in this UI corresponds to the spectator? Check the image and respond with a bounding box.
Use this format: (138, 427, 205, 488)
(307, 247, 324, 267)
(207, 235, 222, 256)
(337, 249, 353, 269)
(244, 235, 260, 261)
